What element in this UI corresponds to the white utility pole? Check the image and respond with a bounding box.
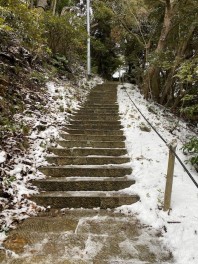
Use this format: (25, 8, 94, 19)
(87, 0, 91, 78)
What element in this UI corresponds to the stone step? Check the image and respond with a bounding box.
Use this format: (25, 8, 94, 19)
(65, 124, 123, 129)
(7, 210, 141, 238)
(88, 93, 117, 95)
(89, 88, 116, 91)
(33, 177, 135, 191)
(39, 165, 132, 177)
(87, 98, 117, 102)
(70, 120, 121, 125)
(88, 96, 117, 99)
(88, 92, 116, 94)
(57, 140, 125, 148)
(75, 110, 119, 115)
(93, 89, 117, 92)
(88, 92, 117, 95)
(86, 97, 117, 100)
(74, 112, 119, 116)
(87, 100, 117, 103)
(80, 110, 119, 114)
(66, 124, 123, 130)
(46, 156, 130, 165)
(71, 115, 120, 121)
(85, 101, 117, 105)
(78, 106, 118, 110)
(60, 134, 126, 142)
(82, 103, 118, 106)
(84, 101, 118, 103)
(31, 191, 139, 209)
(76, 107, 119, 111)
(84, 101, 118, 104)
(87, 95, 117, 97)
(62, 129, 124, 135)
(49, 147, 127, 156)
(88, 91, 117, 95)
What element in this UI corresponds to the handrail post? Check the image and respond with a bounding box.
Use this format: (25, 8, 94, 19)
(163, 141, 177, 212)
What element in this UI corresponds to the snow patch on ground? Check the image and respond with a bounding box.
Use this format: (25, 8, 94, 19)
(0, 152, 6, 164)
(117, 83, 198, 264)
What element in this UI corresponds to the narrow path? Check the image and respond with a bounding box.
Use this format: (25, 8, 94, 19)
(0, 83, 173, 263)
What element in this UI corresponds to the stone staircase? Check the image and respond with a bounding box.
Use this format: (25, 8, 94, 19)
(32, 83, 139, 209)
(1, 83, 174, 264)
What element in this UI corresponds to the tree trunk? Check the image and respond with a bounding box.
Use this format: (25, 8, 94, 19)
(143, 66, 160, 101)
(160, 24, 195, 105)
(156, 2, 173, 52)
(143, 1, 173, 102)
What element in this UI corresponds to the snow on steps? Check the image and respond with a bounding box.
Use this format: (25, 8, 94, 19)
(46, 156, 130, 165)
(31, 83, 139, 209)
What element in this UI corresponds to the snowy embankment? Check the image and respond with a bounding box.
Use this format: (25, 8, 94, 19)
(117, 83, 198, 264)
(0, 76, 102, 243)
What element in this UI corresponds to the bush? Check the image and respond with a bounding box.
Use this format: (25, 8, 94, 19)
(176, 58, 198, 120)
(183, 137, 198, 170)
(0, 0, 46, 52)
(43, 12, 86, 62)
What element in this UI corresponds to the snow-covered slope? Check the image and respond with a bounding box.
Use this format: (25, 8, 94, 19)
(0, 76, 102, 242)
(117, 83, 198, 264)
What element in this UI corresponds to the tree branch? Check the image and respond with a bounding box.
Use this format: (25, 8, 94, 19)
(110, 6, 145, 47)
(118, 16, 145, 47)
(125, 0, 147, 46)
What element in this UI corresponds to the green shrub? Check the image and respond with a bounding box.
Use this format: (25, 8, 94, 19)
(183, 137, 198, 169)
(43, 12, 86, 62)
(0, 0, 46, 52)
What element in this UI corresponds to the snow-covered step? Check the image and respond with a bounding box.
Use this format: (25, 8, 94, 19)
(71, 114, 120, 121)
(82, 105, 119, 109)
(70, 120, 121, 125)
(87, 94, 117, 97)
(88, 94, 117, 97)
(39, 165, 132, 177)
(62, 129, 124, 135)
(86, 100, 117, 104)
(33, 177, 135, 191)
(76, 109, 119, 114)
(57, 140, 125, 148)
(2, 209, 172, 263)
(86, 97, 117, 101)
(65, 123, 122, 129)
(83, 100, 118, 104)
(32, 191, 139, 209)
(46, 156, 130, 165)
(49, 147, 127, 156)
(60, 133, 126, 142)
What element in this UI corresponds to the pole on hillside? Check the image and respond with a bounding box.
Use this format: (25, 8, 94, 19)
(87, 0, 91, 80)
(163, 140, 177, 212)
